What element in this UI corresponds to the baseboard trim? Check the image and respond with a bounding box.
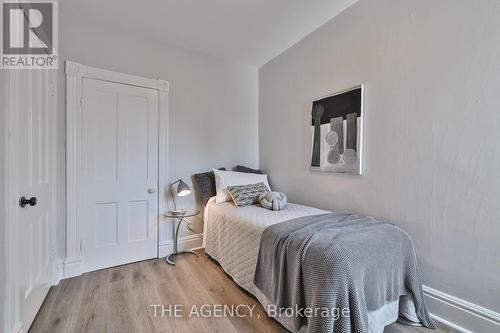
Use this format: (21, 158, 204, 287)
(423, 285, 500, 333)
(158, 233, 203, 258)
(53, 258, 64, 285)
(430, 314, 475, 333)
(62, 258, 82, 279)
(60, 234, 203, 280)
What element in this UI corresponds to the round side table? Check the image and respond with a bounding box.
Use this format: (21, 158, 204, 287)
(163, 209, 200, 265)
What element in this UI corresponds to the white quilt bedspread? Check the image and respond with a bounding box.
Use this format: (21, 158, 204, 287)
(203, 197, 328, 295)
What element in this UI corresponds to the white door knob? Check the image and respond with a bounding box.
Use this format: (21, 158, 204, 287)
(148, 188, 156, 194)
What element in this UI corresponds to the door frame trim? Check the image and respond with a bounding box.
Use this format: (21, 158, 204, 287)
(64, 61, 169, 278)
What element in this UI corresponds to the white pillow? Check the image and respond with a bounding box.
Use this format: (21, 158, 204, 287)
(212, 169, 271, 204)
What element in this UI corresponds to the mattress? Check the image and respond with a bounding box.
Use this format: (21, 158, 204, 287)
(202, 198, 419, 333)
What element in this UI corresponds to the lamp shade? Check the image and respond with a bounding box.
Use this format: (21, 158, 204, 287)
(176, 179, 191, 197)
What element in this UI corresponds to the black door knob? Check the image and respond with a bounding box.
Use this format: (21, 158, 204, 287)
(19, 196, 37, 207)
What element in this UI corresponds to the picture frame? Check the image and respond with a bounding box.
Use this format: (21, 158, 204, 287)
(310, 85, 364, 174)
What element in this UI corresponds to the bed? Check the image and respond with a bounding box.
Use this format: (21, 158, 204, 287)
(202, 197, 431, 333)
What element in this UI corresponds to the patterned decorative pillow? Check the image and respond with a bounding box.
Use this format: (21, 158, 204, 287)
(227, 182, 269, 207)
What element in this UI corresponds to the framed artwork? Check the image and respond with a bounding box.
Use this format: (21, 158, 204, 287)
(310, 85, 364, 174)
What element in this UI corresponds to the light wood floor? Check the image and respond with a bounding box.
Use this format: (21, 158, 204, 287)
(30, 250, 458, 333)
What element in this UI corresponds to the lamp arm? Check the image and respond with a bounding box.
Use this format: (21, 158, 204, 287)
(169, 179, 182, 186)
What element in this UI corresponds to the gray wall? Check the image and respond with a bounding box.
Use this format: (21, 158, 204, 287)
(259, 0, 500, 312)
(57, 14, 259, 257)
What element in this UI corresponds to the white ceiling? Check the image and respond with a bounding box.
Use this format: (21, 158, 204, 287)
(61, 0, 357, 67)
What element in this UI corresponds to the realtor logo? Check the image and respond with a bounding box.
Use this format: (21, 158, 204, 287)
(1, 0, 58, 68)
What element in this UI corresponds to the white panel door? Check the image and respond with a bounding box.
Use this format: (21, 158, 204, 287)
(80, 78, 159, 272)
(12, 69, 56, 332)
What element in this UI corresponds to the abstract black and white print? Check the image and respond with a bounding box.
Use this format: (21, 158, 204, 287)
(310, 85, 363, 174)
